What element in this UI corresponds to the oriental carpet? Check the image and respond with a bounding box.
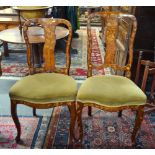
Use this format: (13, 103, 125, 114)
(43, 107, 155, 149)
(0, 115, 50, 148)
(1, 107, 155, 149)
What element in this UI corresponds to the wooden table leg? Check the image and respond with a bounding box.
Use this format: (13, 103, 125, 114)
(32, 44, 41, 67)
(3, 41, 9, 57)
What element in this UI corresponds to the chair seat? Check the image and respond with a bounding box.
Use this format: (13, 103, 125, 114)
(9, 73, 77, 103)
(77, 75, 146, 107)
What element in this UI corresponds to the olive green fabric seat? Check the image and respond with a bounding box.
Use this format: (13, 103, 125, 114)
(77, 75, 146, 107)
(9, 73, 77, 103)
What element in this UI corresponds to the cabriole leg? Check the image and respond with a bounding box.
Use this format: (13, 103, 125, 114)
(11, 100, 21, 143)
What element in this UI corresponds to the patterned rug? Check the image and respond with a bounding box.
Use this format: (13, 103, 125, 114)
(1, 27, 106, 80)
(0, 115, 51, 149)
(43, 107, 155, 149)
(1, 107, 155, 149)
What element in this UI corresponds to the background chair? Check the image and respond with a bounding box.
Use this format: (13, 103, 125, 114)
(9, 18, 77, 144)
(76, 12, 146, 146)
(135, 51, 155, 113)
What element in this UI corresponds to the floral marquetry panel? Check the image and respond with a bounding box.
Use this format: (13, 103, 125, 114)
(104, 15, 118, 64)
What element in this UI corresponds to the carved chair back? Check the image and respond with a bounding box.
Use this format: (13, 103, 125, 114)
(87, 12, 137, 78)
(23, 18, 72, 75)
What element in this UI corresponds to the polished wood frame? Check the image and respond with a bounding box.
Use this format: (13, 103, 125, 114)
(76, 12, 145, 146)
(10, 18, 76, 145)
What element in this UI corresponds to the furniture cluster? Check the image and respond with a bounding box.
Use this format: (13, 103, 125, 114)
(0, 8, 154, 147)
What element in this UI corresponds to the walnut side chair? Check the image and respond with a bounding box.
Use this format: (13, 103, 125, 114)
(9, 18, 77, 144)
(76, 12, 147, 146)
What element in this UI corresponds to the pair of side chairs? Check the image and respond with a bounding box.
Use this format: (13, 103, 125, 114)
(9, 12, 146, 147)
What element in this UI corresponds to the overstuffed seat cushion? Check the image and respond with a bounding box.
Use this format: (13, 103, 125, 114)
(9, 73, 77, 103)
(77, 75, 146, 107)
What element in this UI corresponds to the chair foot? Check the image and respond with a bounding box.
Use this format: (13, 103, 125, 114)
(15, 136, 21, 143)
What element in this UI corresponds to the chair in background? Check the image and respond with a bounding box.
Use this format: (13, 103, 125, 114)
(9, 18, 77, 144)
(135, 51, 155, 113)
(76, 12, 146, 146)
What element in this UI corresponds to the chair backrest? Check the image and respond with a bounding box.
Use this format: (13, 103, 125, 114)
(23, 18, 72, 75)
(87, 12, 137, 78)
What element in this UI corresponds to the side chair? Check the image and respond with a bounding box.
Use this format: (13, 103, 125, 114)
(76, 12, 147, 146)
(135, 51, 155, 113)
(9, 18, 77, 144)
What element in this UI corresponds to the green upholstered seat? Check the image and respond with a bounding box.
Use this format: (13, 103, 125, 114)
(9, 73, 77, 103)
(77, 75, 146, 107)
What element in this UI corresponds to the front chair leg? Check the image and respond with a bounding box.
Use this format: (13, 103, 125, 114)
(11, 100, 21, 143)
(77, 102, 84, 144)
(131, 106, 144, 146)
(68, 102, 76, 147)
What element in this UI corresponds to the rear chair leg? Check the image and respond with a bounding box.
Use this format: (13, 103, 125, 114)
(88, 106, 92, 116)
(77, 102, 84, 145)
(11, 100, 21, 143)
(118, 110, 122, 117)
(33, 108, 37, 117)
(68, 102, 76, 147)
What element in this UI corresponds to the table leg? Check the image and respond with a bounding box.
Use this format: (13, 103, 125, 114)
(3, 41, 9, 57)
(38, 43, 44, 63)
(56, 39, 78, 54)
(32, 44, 42, 67)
